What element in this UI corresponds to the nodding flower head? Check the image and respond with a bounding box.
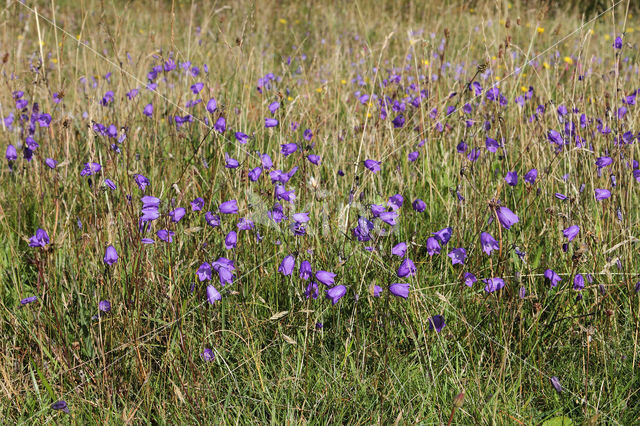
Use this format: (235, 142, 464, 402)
(103, 245, 118, 266)
(389, 283, 410, 299)
(29, 228, 50, 248)
(326, 285, 346, 305)
(496, 206, 519, 230)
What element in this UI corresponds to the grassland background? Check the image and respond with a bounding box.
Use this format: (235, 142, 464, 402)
(1, 0, 640, 423)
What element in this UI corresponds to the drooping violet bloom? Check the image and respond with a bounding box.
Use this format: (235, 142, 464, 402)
(464, 272, 477, 287)
(224, 231, 237, 250)
(412, 199, 426, 212)
(265, 118, 279, 128)
(206, 285, 222, 304)
(505, 171, 518, 186)
(303, 129, 313, 141)
(364, 159, 381, 173)
(426, 237, 441, 256)
(237, 217, 254, 230)
(388, 194, 404, 210)
(353, 216, 373, 242)
(214, 116, 226, 133)
(389, 283, 409, 299)
(299, 261, 312, 280)
(101, 90, 114, 106)
(391, 114, 404, 129)
(126, 88, 139, 100)
(157, 229, 175, 243)
(544, 269, 562, 288)
(428, 315, 445, 332)
(51, 400, 69, 413)
(104, 179, 116, 190)
(307, 154, 321, 165)
(595, 156, 613, 169)
(169, 207, 186, 223)
(143, 103, 153, 117)
(480, 232, 499, 256)
(175, 115, 195, 129)
(268, 101, 280, 114)
(326, 285, 347, 305)
(132, 174, 150, 191)
(557, 104, 568, 116)
(80, 162, 101, 176)
(550, 376, 563, 393)
(219, 200, 238, 214)
(213, 257, 235, 286)
(368, 284, 382, 297)
(392, 242, 407, 257)
(448, 248, 466, 265)
(201, 348, 215, 362)
(99, 300, 111, 313)
(316, 270, 336, 286)
(371, 204, 385, 217)
(433, 227, 453, 245)
(248, 167, 262, 181)
(197, 262, 212, 281)
(235, 132, 249, 144)
(496, 206, 519, 230)
(563, 225, 580, 242)
(573, 274, 585, 291)
(205, 212, 220, 228)
(106, 125, 118, 138)
(594, 189, 611, 201)
(613, 36, 623, 49)
(290, 213, 308, 224)
(217, 265, 234, 286)
(467, 148, 481, 162)
(103, 245, 118, 266)
(281, 143, 298, 156)
(378, 211, 398, 226)
(279, 254, 295, 276)
(191, 197, 204, 211)
(6, 144, 17, 161)
(224, 153, 239, 169)
(555, 193, 567, 201)
(190, 82, 204, 94)
(305, 282, 319, 299)
(206, 98, 217, 113)
(408, 151, 419, 162)
(29, 228, 50, 248)
(548, 129, 564, 146)
(140, 197, 160, 222)
(397, 258, 417, 277)
(485, 137, 500, 153)
(45, 158, 57, 169)
(20, 296, 37, 305)
(484, 278, 505, 293)
(524, 169, 538, 184)
(268, 204, 287, 224)
(275, 185, 296, 203)
(261, 153, 273, 169)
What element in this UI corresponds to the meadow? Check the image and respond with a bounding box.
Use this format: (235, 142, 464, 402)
(1, 0, 640, 423)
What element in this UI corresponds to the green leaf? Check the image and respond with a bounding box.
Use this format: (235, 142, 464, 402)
(542, 416, 573, 426)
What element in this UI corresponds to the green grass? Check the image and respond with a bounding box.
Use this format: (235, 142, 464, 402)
(1, 0, 640, 423)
